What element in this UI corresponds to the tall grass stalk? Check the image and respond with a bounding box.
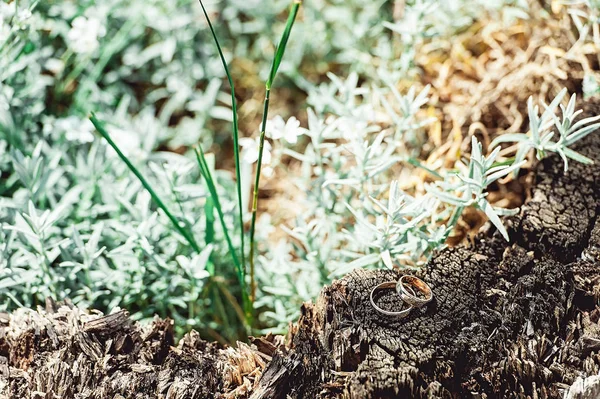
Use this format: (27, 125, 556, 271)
(197, 0, 246, 273)
(194, 146, 251, 326)
(249, 1, 301, 302)
(89, 114, 201, 254)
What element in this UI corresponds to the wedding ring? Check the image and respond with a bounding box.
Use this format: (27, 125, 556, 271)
(396, 275, 433, 308)
(369, 281, 414, 318)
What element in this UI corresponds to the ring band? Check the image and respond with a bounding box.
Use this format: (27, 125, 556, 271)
(396, 275, 433, 308)
(370, 281, 414, 318)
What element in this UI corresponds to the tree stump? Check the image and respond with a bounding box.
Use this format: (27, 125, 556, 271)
(2, 103, 600, 398)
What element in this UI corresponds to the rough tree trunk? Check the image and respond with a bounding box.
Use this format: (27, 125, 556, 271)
(2, 103, 600, 399)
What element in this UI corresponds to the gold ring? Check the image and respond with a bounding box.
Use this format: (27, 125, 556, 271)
(396, 275, 433, 308)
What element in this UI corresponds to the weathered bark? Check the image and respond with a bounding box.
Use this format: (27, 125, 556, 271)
(2, 102, 600, 398)
(0, 303, 276, 398)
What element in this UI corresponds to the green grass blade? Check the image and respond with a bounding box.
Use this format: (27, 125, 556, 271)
(89, 113, 201, 254)
(249, 1, 301, 302)
(204, 196, 215, 275)
(204, 196, 215, 245)
(197, 0, 246, 271)
(249, 90, 270, 302)
(267, 1, 301, 89)
(194, 146, 251, 323)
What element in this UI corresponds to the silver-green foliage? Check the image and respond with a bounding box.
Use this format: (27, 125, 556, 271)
(0, 0, 393, 336)
(490, 89, 600, 172)
(6, 0, 585, 339)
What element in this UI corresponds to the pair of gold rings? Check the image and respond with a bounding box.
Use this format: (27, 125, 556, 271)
(369, 275, 433, 318)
